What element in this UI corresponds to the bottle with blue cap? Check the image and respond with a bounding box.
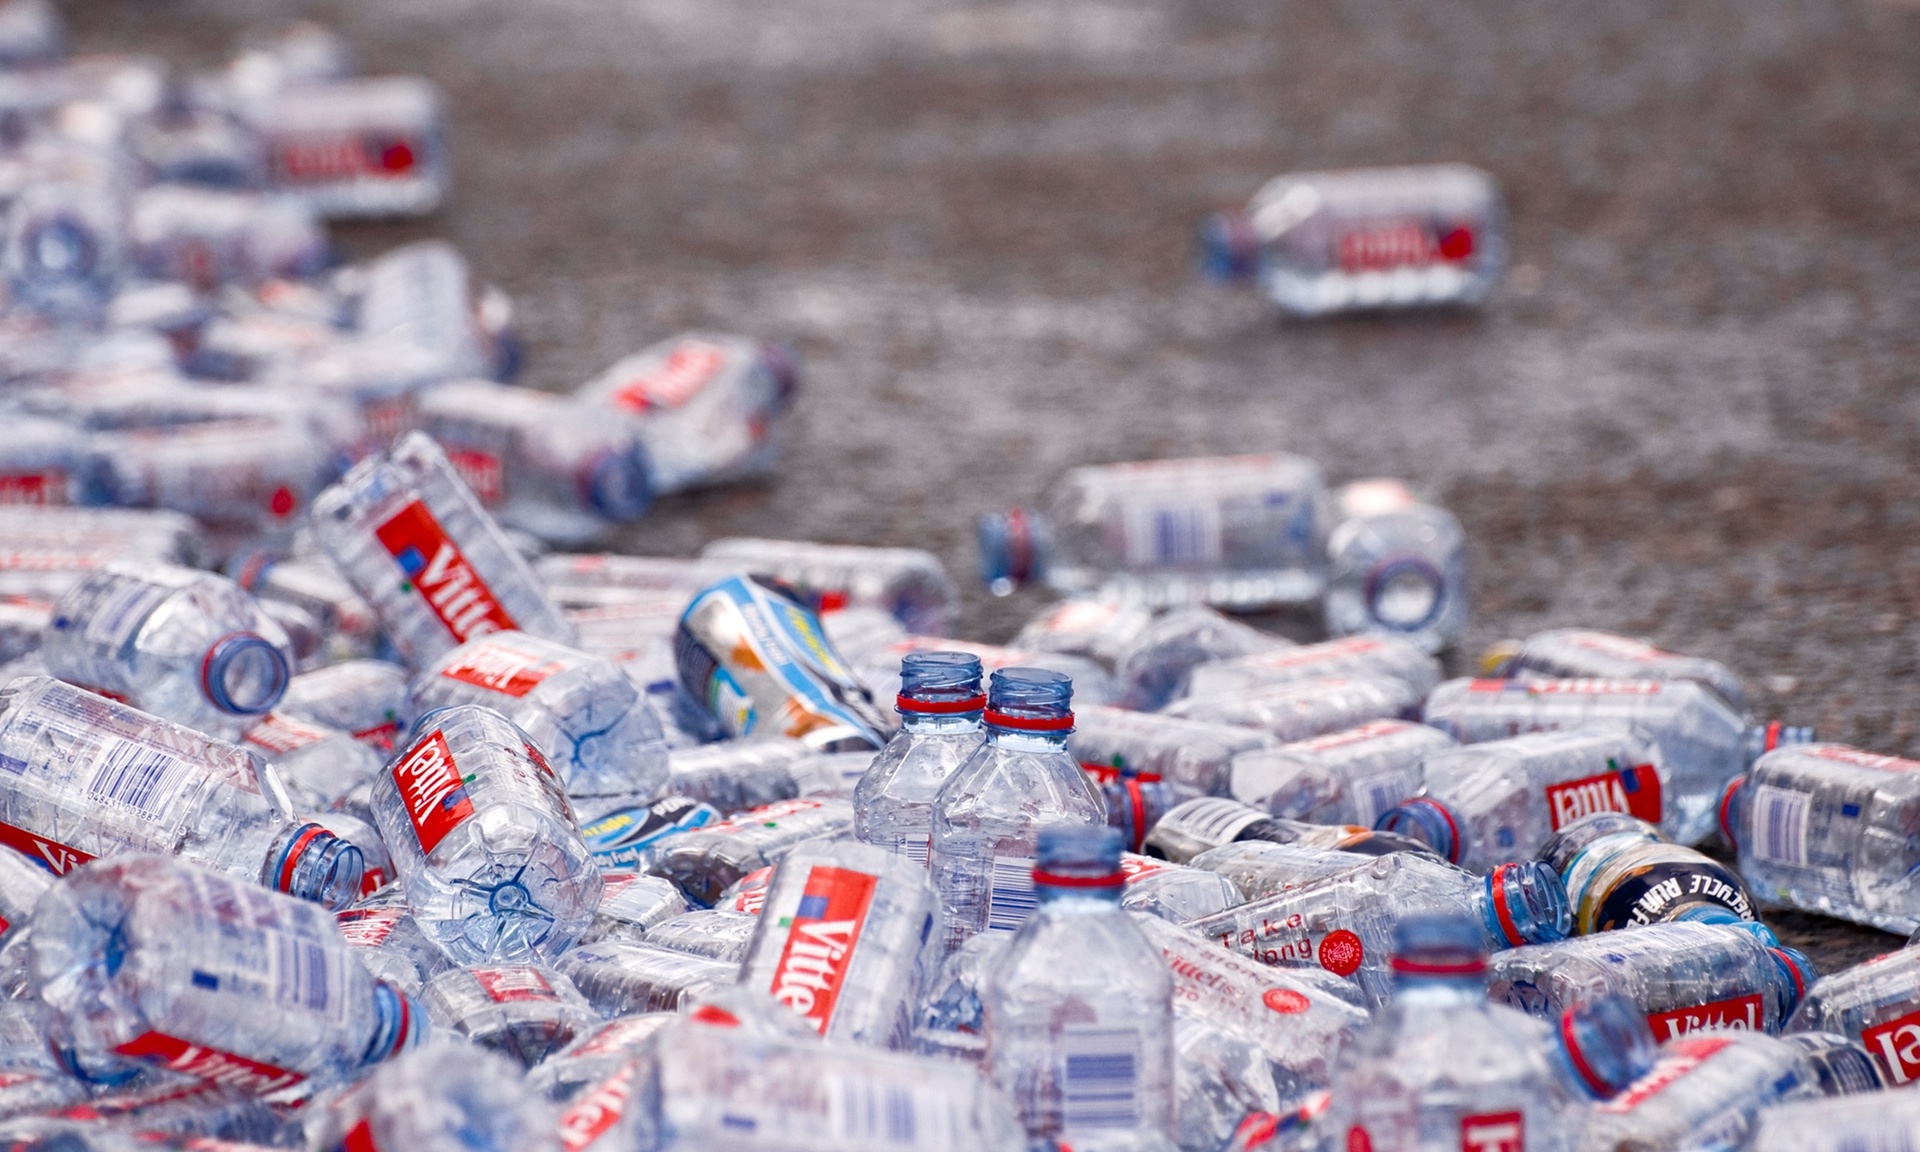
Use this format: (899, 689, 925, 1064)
(927, 668, 1106, 957)
(983, 824, 1176, 1151)
(1321, 912, 1655, 1152)
(855, 651, 989, 866)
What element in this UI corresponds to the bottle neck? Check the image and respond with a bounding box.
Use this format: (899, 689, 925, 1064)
(1393, 974, 1487, 1007)
(1034, 875, 1125, 912)
(986, 725, 1071, 753)
(900, 710, 983, 736)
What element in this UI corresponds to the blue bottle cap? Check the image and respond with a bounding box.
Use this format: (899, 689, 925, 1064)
(1376, 796, 1460, 864)
(202, 632, 290, 716)
(1198, 210, 1261, 282)
(582, 443, 655, 521)
(898, 651, 985, 714)
(1717, 776, 1747, 851)
(1769, 945, 1817, 1009)
(1559, 994, 1657, 1100)
(1390, 912, 1487, 977)
(1482, 861, 1571, 947)
(985, 667, 1072, 731)
(976, 508, 1045, 594)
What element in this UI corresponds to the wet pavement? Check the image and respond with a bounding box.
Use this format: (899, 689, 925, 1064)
(69, 0, 1920, 968)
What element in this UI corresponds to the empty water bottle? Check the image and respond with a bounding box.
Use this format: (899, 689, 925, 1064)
(311, 430, 577, 669)
(557, 941, 739, 1015)
(853, 634, 1118, 709)
(1778, 1030, 1888, 1096)
(1013, 598, 1155, 668)
(1323, 480, 1469, 654)
(240, 710, 384, 816)
(420, 964, 598, 1068)
(1544, 813, 1757, 934)
(0, 415, 93, 509)
(257, 77, 448, 218)
(646, 909, 759, 963)
(352, 240, 512, 379)
(277, 658, 413, 752)
(42, 563, 293, 739)
(979, 455, 1332, 610)
(0, 505, 204, 601)
(336, 898, 449, 996)
(1580, 1032, 1822, 1152)
(1182, 634, 1442, 702)
(127, 185, 326, 289)
(1484, 629, 1748, 714)
(649, 797, 855, 907)
(855, 651, 986, 866)
(1106, 605, 1293, 711)
(699, 537, 957, 636)
(1785, 943, 1920, 1087)
(1119, 853, 1243, 922)
(4, 179, 123, 320)
(1165, 675, 1423, 743)
(368, 704, 602, 963)
(1071, 704, 1276, 796)
(527, 1012, 674, 1102)
(1422, 677, 1813, 846)
(1743, 1089, 1920, 1152)
(229, 551, 383, 664)
(1229, 720, 1456, 829)
(307, 1041, 558, 1152)
(1200, 164, 1504, 316)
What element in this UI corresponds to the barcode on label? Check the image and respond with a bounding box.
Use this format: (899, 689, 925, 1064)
(1752, 785, 1811, 866)
(896, 834, 930, 869)
(1061, 1025, 1141, 1133)
(986, 855, 1038, 933)
(83, 578, 170, 649)
(1121, 501, 1223, 567)
(87, 739, 193, 820)
(270, 934, 333, 1016)
(830, 1078, 945, 1149)
(1356, 771, 1417, 828)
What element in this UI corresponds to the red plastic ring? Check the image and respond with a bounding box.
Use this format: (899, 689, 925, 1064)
(1559, 1008, 1609, 1097)
(1125, 777, 1148, 854)
(276, 824, 328, 895)
(1490, 864, 1524, 947)
(1389, 957, 1487, 976)
(984, 709, 1073, 732)
(897, 694, 987, 715)
(1031, 869, 1126, 889)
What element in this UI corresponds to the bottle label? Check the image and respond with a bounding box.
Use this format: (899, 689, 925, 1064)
(1156, 798, 1267, 852)
(0, 818, 92, 876)
(390, 729, 475, 855)
(1060, 1024, 1142, 1133)
(112, 1030, 307, 1097)
(1293, 719, 1415, 753)
(373, 499, 518, 644)
(1645, 993, 1763, 1040)
(1806, 745, 1920, 773)
(1118, 853, 1170, 881)
(558, 1062, 637, 1152)
(1543, 764, 1662, 829)
(763, 864, 878, 1032)
(1333, 220, 1471, 273)
(1598, 1036, 1733, 1113)
(82, 575, 172, 649)
(1459, 1111, 1524, 1152)
(986, 854, 1039, 933)
(892, 833, 931, 868)
(268, 932, 345, 1021)
(272, 133, 425, 185)
(708, 798, 825, 836)
(473, 967, 558, 1003)
(335, 907, 403, 948)
(1117, 499, 1223, 567)
(353, 721, 402, 753)
(1749, 784, 1811, 866)
(342, 1119, 379, 1152)
(438, 636, 564, 698)
(581, 796, 718, 868)
(443, 448, 505, 507)
(243, 713, 331, 756)
(1861, 1006, 1920, 1084)
(722, 866, 775, 914)
(1584, 859, 1754, 932)
(86, 737, 195, 823)
(1243, 637, 1387, 672)
(609, 340, 728, 413)
(0, 471, 64, 505)
(1468, 678, 1661, 695)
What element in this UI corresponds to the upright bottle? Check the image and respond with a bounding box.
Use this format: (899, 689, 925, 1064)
(984, 825, 1176, 1152)
(1322, 479, 1469, 654)
(41, 563, 293, 740)
(855, 651, 988, 866)
(929, 668, 1106, 956)
(977, 453, 1332, 610)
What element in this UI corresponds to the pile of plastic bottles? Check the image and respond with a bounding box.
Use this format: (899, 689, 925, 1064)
(0, 9, 1915, 1152)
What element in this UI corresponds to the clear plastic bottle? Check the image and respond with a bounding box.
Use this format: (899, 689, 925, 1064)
(853, 634, 1118, 709)
(308, 1041, 558, 1152)
(1119, 853, 1244, 922)
(1013, 598, 1156, 669)
(1189, 841, 1375, 902)
(1422, 677, 1814, 846)
(239, 710, 385, 816)
(87, 417, 339, 541)
(126, 185, 326, 290)
(1144, 797, 1435, 865)
(0, 414, 94, 508)
(1742, 1080, 1920, 1152)
(698, 538, 957, 637)
(1182, 634, 1443, 702)
(1486, 922, 1814, 1041)
(527, 1013, 675, 1102)
(350, 240, 512, 380)
(1785, 943, 1920, 1087)
(0, 505, 204, 602)
(0, 676, 361, 904)
(415, 379, 654, 545)
(420, 964, 598, 1068)
(29, 855, 422, 1102)
(1323, 480, 1469, 655)
(1070, 704, 1276, 796)
(649, 797, 856, 908)
(1164, 675, 1424, 744)
(335, 898, 449, 997)
(739, 840, 939, 1048)
(1544, 814, 1758, 935)
(1108, 605, 1293, 711)
(1229, 720, 1457, 829)
(277, 658, 413, 753)
(984, 826, 1176, 1152)
(257, 77, 449, 219)
(556, 941, 739, 1015)
(1185, 853, 1569, 1008)
(1579, 1032, 1821, 1152)
(644, 909, 760, 962)
(573, 331, 798, 496)
(576, 872, 689, 946)
(1721, 742, 1920, 935)
(311, 430, 578, 669)
(978, 454, 1332, 610)
(854, 651, 987, 867)
(1777, 1030, 1886, 1096)
(1199, 164, 1505, 316)
(928, 669, 1106, 957)
(1377, 729, 1669, 873)
(367, 704, 602, 964)
(41, 563, 294, 739)
(412, 630, 669, 822)
(1485, 629, 1748, 715)
(657, 738, 812, 813)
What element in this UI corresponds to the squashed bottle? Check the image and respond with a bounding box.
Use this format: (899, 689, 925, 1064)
(420, 963, 598, 1068)
(278, 658, 414, 753)
(699, 537, 958, 636)
(854, 651, 987, 867)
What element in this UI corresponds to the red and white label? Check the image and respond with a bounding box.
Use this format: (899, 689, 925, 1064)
(1544, 764, 1662, 830)
(1600, 1035, 1732, 1113)
(1469, 678, 1662, 695)
(1645, 993, 1763, 1040)
(710, 798, 824, 835)
(1335, 220, 1472, 273)
(1460, 1111, 1523, 1152)
(724, 866, 774, 914)
(444, 449, 505, 507)
(1862, 1007, 1920, 1084)
(354, 721, 402, 754)
(272, 134, 420, 184)
(335, 907, 403, 948)
(1245, 637, 1385, 671)
(243, 713, 331, 756)
(609, 341, 727, 413)
(113, 1030, 306, 1097)
(0, 818, 93, 876)
(1808, 746, 1920, 773)
(390, 730, 474, 855)
(558, 1063, 637, 1152)
(1119, 853, 1171, 881)
(342, 1119, 379, 1152)
(375, 499, 518, 644)
(1295, 719, 1416, 754)
(473, 966, 557, 1003)
(1317, 929, 1365, 977)
(0, 472, 63, 506)
(572, 1016, 670, 1058)
(439, 637, 563, 698)
(765, 865, 877, 1033)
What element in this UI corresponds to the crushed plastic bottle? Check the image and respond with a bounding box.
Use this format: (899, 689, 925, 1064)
(229, 550, 383, 664)
(1164, 674, 1424, 744)
(1322, 479, 1469, 654)
(526, 1012, 674, 1102)
(277, 658, 413, 752)
(420, 963, 598, 1068)
(978, 454, 1332, 609)
(855, 651, 985, 866)
(239, 709, 384, 816)
(1229, 720, 1456, 829)
(1070, 704, 1276, 796)
(1785, 943, 1920, 1087)
(1485, 629, 1748, 715)
(698, 537, 957, 636)
(556, 940, 738, 1015)
(1105, 605, 1293, 712)
(308, 1041, 558, 1152)
(335, 895, 450, 996)
(1181, 634, 1442, 703)
(649, 797, 855, 908)
(646, 908, 759, 962)
(257, 76, 449, 219)
(1543, 813, 1757, 934)
(1579, 1032, 1822, 1152)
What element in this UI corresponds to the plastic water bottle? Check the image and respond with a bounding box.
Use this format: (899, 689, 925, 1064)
(1181, 634, 1443, 702)
(0, 676, 362, 904)
(646, 909, 760, 962)
(854, 651, 987, 866)
(29, 855, 422, 1101)
(1199, 164, 1505, 316)
(256, 77, 448, 218)
(1322, 479, 1469, 655)
(1105, 605, 1293, 711)
(978, 454, 1331, 610)
(1013, 598, 1155, 668)
(928, 669, 1106, 956)
(240, 710, 385, 816)
(649, 797, 855, 908)
(1582, 1032, 1822, 1152)
(351, 240, 510, 379)
(983, 826, 1176, 1151)
(412, 630, 669, 822)
(311, 431, 578, 670)
(556, 941, 739, 1015)
(0, 505, 205, 602)
(579, 796, 720, 875)
(1070, 704, 1276, 796)
(420, 964, 598, 1068)
(853, 634, 1118, 709)
(229, 551, 383, 665)
(1377, 729, 1669, 873)
(1320, 916, 1653, 1152)
(308, 1041, 558, 1152)
(738, 840, 939, 1047)
(415, 379, 655, 545)
(698, 537, 958, 636)
(1145, 799, 1433, 866)
(573, 331, 798, 495)
(1745, 1089, 1920, 1152)
(126, 186, 327, 290)
(1486, 922, 1814, 1040)
(1184, 853, 1569, 1007)
(1785, 943, 1920, 1087)
(1118, 853, 1243, 922)
(0, 414, 93, 509)
(278, 658, 413, 753)
(1164, 675, 1423, 743)
(367, 704, 602, 964)
(1543, 813, 1758, 934)
(1422, 677, 1814, 846)
(675, 574, 890, 752)
(87, 416, 339, 539)
(336, 900, 449, 997)
(41, 563, 293, 739)
(1229, 720, 1457, 829)
(1721, 742, 1920, 935)
(1779, 1030, 1889, 1096)
(1483, 629, 1748, 715)
(575, 872, 688, 947)
(527, 1013, 674, 1102)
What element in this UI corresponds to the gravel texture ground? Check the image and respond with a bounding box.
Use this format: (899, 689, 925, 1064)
(67, 0, 1920, 970)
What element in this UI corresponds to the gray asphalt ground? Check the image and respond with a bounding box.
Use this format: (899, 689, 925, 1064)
(68, 0, 1920, 969)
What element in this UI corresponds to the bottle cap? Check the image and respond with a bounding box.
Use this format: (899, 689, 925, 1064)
(1198, 209, 1261, 282)
(1375, 796, 1459, 864)
(975, 508, 1046, 595)
(1390, 912, 1487, 978)
(582, 443, 654, 521)
(1034, 824, 1125, 890)
(1482, 861, 1571, 946)
(984, 667, 1072, 732)
(897, 651, 985, 715)
(1769, 945, 1817, 1009)
(1717, 776, 1746, 851)
(202, 632, 290, 715)
(1558, 994, 1657, 1100)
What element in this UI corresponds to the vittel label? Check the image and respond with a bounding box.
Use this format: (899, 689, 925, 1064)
(374, 499, 518, 644)
(1334, 220, 1471, 273)
(1544, 764, 1662, 830)
(272, 134, 420, 184)
(0, 471, 63, 506)
(243, 713, 331, 756)
(443, 449, 505, 507)
(390, 730, 474, 855)
(558, 1063, 636, 1152)
(1459, 1111, 1523, 1152)
(724, 866, 773, 914)
(1599, 1036, 1732, 1113)
(1808, 745, 1920, 773)
(610, 341, 727, 413)
(473, 967, 557, 1003)
(439, 637, 563, 698)
(113, 1030, 306, 1096)
(765, 865, 877, 1032)
(1861, 1006, 1920, 1084)
(1645, 993, 1763, 1040)
(0, 818, 92, 876)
